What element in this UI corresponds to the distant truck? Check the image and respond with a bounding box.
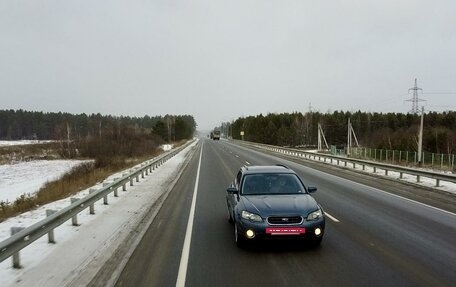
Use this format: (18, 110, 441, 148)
(212, 130, 221, 140)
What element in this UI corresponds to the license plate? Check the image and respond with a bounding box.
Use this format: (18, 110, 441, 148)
(266, 227, 306, 235)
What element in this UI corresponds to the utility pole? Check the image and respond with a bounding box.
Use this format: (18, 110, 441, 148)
(317, 123, 329, 151)
(347, 118, 351, 156)
(407, 78, 425, 114)
(347, 118, 359, 157)
(418, 106, 424, 166)
(307, 102, 313, 146)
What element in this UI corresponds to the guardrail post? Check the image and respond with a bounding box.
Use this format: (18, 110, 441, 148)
(71, 198, 79, 226)
(373, 167, 377, 173)
(145, 168, 149, 176)
(362, 164, 365, 171)
(385, 170, 388, 176)
(130, 176, 134, 186)
(113, 178, 119, 197)
(400, 172, 403, 179)
(436, 179, 440, 187)
(103, 183, 109, 205)
(353, 163, 356, 169)
(417, 175, 421, 183)
(46, 209, 57, 243)
(344, 161, 347, 167)
(136, 174, 140, 182)
(11, 227, 25, 268)
(89, 189, 96, 214)
(141, 171, 145, 179)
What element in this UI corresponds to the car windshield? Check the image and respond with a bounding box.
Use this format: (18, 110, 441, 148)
(241, 173, 306, 195)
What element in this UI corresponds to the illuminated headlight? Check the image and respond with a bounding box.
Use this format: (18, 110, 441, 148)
(246, 230, 255, 238)
(314, 228, 322, 236)
(241, 211, 263, 222)
(307, 209, 323, 221)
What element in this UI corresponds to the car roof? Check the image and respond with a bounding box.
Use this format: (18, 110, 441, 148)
(241, 165, 296, 175)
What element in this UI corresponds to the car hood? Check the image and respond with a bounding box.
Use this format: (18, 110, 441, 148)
(241, 194, 318, 216)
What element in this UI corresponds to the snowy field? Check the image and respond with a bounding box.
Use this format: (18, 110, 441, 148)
(0, 160, 91, 203)
(0, 143, 173, 203)
(0, 140, 198, 286)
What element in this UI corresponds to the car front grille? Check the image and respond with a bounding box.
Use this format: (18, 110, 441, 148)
(267, 216, 303, 225)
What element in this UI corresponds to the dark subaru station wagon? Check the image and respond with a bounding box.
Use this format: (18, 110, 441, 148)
(226, 165, 325, 247)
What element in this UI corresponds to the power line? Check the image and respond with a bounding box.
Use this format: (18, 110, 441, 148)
(422, 92, 456, 95)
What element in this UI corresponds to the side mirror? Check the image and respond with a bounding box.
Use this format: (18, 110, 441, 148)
(226, 187, 238, 194)
(307, 186, 317, 193)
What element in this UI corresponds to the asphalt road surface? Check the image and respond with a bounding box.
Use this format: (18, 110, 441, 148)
(114, 138, 456, 287)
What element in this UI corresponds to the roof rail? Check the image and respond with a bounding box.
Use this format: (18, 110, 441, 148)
(275, 164, 289, 169)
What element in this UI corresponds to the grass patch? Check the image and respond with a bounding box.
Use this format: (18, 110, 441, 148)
(0, 142, 61, 164)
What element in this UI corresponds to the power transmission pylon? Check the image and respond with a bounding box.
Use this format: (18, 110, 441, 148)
(407, 78, 425, 114)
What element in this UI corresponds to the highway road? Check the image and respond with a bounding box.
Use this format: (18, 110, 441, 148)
(112, 138, 456, 287)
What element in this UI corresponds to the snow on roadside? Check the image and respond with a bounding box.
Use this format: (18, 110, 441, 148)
(0, 139, 198, 286)
(0, 160, 92, 203)
(0, 140, 56, 147)
(160, 144, 173, 151)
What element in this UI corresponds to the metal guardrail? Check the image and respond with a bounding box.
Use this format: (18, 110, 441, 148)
(0, 140, 195, 267)
(236, 140, 456, 188)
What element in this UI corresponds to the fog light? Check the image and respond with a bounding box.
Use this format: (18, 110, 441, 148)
(314, 228, 322, 236)
(246, 229, 255, 239)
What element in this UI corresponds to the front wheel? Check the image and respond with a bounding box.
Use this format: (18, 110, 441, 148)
(234, 221, 246, 248)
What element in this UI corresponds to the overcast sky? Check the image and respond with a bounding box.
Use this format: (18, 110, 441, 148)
(1, 0, 455, 130)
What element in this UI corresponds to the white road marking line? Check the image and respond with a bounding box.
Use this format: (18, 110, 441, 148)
(176, 143, 203, 287)
(325, 212, 340, 223)
(374, 188, 456, 217)
(235, 155, 240, 158)
(245, 161, 251, 165)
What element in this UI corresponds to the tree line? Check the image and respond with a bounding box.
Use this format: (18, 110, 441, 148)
(0, 109, 196, 165)
(224, 111, 456, 154)
(0, 109, 196, 142)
